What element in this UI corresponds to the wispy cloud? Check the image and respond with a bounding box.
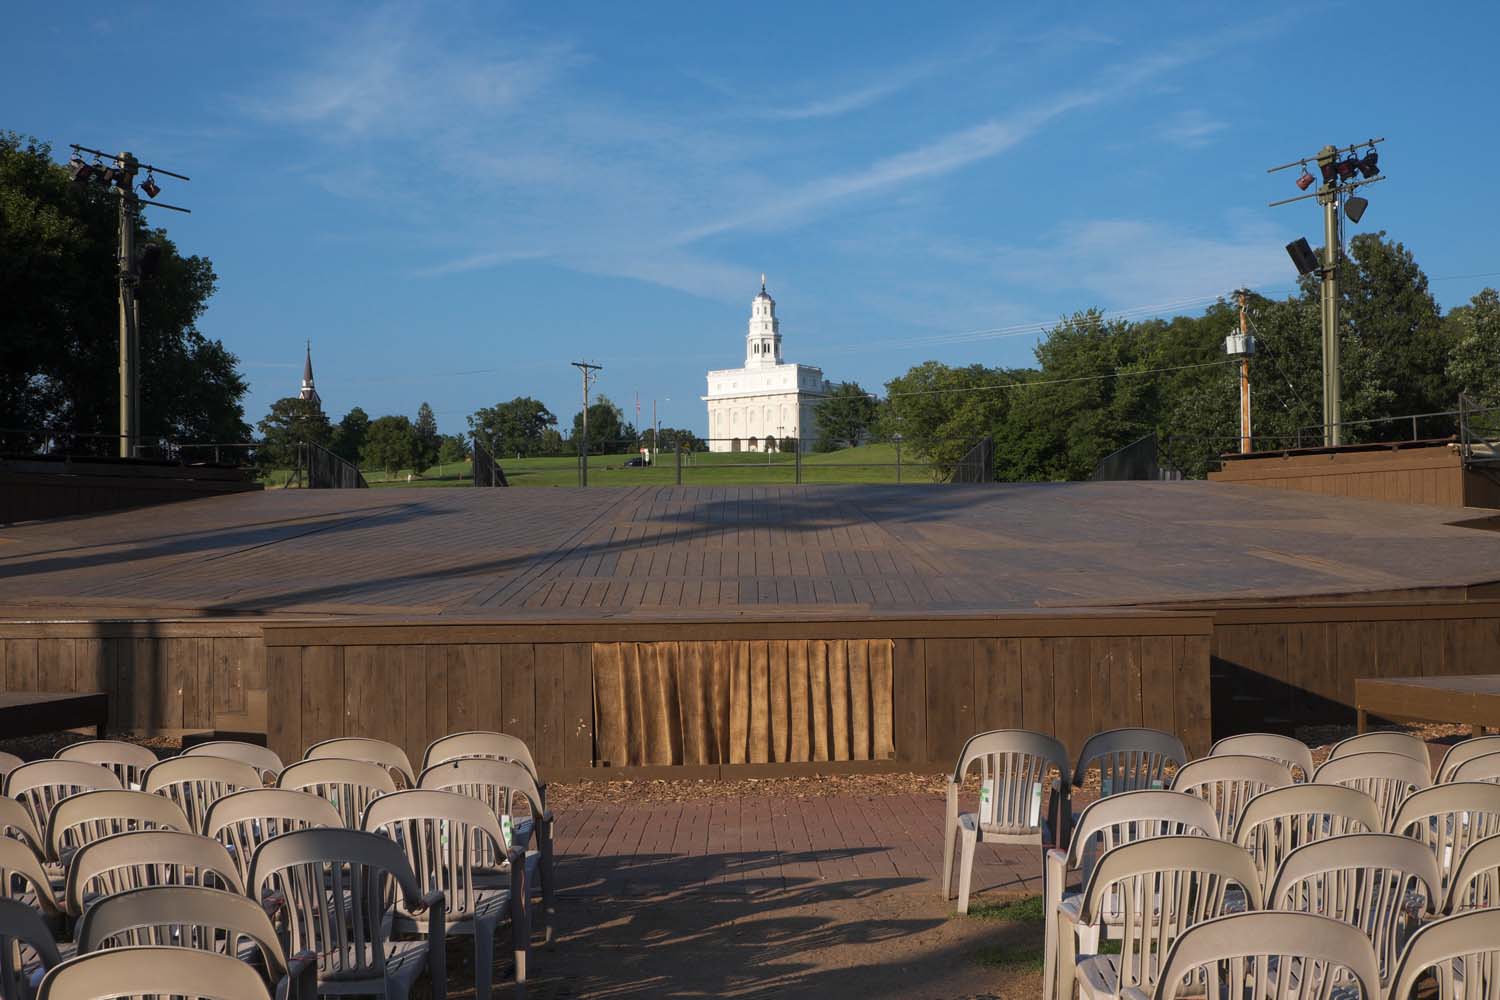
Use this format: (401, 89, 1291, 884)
(1155, 109, 1229, 148)
(753, 61, 942, 122)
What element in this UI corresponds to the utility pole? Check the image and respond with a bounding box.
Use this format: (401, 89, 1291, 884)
(652, 398, 658, 466)
(1233, 290, 1254, 454)
(572, 361, 602, 486)
(1267, 138, 1386, 448)
(67, 144, 190, 458)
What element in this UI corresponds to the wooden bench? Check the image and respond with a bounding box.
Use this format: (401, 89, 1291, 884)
(0, 691, 108, 740)
(1356, 675, 1500, 737)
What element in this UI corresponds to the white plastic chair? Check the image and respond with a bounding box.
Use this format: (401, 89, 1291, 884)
(1072, 728, 1186, 799)
(1149, 911, 1381, 999)
(1312, 751, 1432, 830)
(1388, 908, 1500, 1000)
(1231, 783, 1382, 899)
(1448, 750, 1500, 784)
(1443, 831, 1500, 914)
(182, 740, 284, 781)
(1391, 782, 1500, 898)
(1327, 730, 1430, 765)
(1169, 754, 1293, 839)
(1436, 736, 1500, 783)
(1208, 732, 1316, 782)
(54, 741, 158, 790)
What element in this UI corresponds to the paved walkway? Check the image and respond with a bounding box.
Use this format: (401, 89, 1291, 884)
(550, 793, 1041, 900)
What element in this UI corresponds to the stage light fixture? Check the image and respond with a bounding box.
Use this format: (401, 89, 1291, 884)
(1296, 168, 1315, 190)
(1357, 148, 1379, 178)
(140, 174, 160, 199)
(1344, 196, 1368, 224)
(1319, 158, 1339, 184)
(67, 155, 94, 183)
(1337, 155, 1360, 180)
(1286, 237, 1320, 276)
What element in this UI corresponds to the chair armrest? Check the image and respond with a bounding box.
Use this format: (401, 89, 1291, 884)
(420, 890, 447, 1000)
(410, 889, 446, 918)
(287, 949, 318, 1000)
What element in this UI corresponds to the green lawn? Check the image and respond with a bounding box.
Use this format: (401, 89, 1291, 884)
(260, 443, 944, 489)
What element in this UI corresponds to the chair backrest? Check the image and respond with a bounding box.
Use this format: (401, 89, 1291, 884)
(1327, 730, 1430, 765)
(1066, 789, 1220, 871)
(276, 757, 396, 828)
(249, 827, 425, 986)
(54, 741, 159, 789)
(65, 830, 243, 918)
(142, 756, 263, 834)
(416, 757, 545, 860)
(181, 741, 284, 781)
(1436, 735, 1500, 783)
(46, 789, 190, 863)
(1444, 831, 1500, 914)
(1079, 836, 1262, 996)
(1232, 784, 1382, 895)
(0, 837, 64, 919)
(0, 897, 64, 1000)
(5, 760, 122, 833)
(1150, 911, 1381, 1000)
(1208, 733, 1316, 782)
(947, 729, 1069, 834)
(1170, 755, 1294, 838)
(1391, 782, 1500, 897)
(1267, 832, 1443, 985)
(363, 789, 508, 920)
(1388, 908, 1500, 1000)
(203, 787, 343, 887)
(1073, 728, 1187, 796)
(38, 946, 272, 1000)
(304, 737, 415, 786)
(0, 797, 44, 856)
(76, 885, 289, 988)
(423, 730, 540, 779)
(1448, 750, 1500, 785)
(0, 751, 24, 781)
(1312, 751, 1432, 830)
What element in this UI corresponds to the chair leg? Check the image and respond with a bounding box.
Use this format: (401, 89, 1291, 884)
(956, 823, 977, 915)
(941, 785, 957, 900)
(476, 929, 494, 1000)
(1055, 919, 1078, 1000)
(540, 818, 557, 948)
(512, 865, 530, 998)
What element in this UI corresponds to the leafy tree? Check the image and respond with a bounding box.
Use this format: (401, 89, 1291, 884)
(642, 426, 704, 452)
(437, 433, 471, 466)
(814, 382, 879, 451)
(539, 427, 567, 456)
(329, 406, 370, 464)
(413, 401, 440, 474)
(781, 436, 798, 454)
(362, 415, 416, 475)
(884, 362, 1026, 480)
(1, 132, 249, 444)
(468, 397, 556, 457)
(1447, 289, 1500, 407)
(571, 395, 635, 454)
(256, 396, 332, 469)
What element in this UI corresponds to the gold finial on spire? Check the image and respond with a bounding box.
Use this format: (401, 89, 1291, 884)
(760, 273, 766, 293)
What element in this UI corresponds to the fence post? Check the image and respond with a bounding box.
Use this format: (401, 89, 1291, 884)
(795, 442, 802, 484)
(675, 444, 682, 485)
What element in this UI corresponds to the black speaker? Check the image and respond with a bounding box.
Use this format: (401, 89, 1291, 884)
(1344, 196, 1368, 224)
(1286, 237, 1320, 276)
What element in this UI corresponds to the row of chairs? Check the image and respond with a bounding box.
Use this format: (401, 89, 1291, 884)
(0, 731, 552, 1000)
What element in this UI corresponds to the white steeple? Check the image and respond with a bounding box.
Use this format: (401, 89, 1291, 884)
(746, 274, 782, 368)
(299, 340, 321, 407)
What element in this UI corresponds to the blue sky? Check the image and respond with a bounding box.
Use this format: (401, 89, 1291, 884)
(8, 2, 1499, 437)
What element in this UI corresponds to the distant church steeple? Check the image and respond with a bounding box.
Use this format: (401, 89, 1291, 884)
(299, 340, 321, 407)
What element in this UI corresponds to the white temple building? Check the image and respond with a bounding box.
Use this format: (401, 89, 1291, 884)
(703, 276, 830, 452)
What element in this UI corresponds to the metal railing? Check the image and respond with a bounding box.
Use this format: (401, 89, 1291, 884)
(472, 437, 509, 486)
(1459, 394, 1500, 464)
(1092, 434, 1184, 481)
(0, 427, 255, 464)
(950, 435, 995, 484)
(295, 442, 367, 489)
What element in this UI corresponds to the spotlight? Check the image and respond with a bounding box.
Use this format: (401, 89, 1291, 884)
(1357, 148, 1379, 179)
(1286, 237, 1321, 276)
(1344, 196, 1368, 224)
(137, 243, 162, 280)
(97, 166, 121, 189)
(1318, 158, 1339, 184)
(140, 175, 160, 199)
(1336, 155, 1360, 180)
(1296, 168, 1315, 190)
(67, 155, 94, 184)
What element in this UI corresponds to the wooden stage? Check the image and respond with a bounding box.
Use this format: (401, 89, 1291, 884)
(2, 482, 1499, 774)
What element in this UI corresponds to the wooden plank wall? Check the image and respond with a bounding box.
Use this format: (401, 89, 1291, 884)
(1207, 446, 1474, 508)
(1208, 602, 1500, 735)
(0, 623, 266, 735)
(0, 468, 261, 525)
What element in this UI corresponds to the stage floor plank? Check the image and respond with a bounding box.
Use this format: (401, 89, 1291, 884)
(2, 482, 1498, 619)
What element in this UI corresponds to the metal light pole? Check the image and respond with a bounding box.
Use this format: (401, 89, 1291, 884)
(1226, 291, 1255, 454)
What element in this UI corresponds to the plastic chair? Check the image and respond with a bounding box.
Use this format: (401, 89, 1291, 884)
(5, 761, 122, 835)
(423, 732, 542, 785)
(1208, 732, 1316, 783)
(1042, 790, 1219, 1000)
(1231, 784, 1382, 897)
(0, 897, 65, 1000)
(1072, 728, 1186, 803)
(1267, 832, 1442, 988)
(38, 946, 273, 1000)
(365, 789, 529, 1000)
(1169, 755, 1293, 839)
(54, 741, 159, 789)
(1443, 832, 1500, 914)
(182, 740, 284, 782)
(418, 758, 555, 945)
(1391, 782, 1500, 897)
(1065, 836, 1262, 1000)
(65, 830, 243, 919)
(277, 758, 396, 828)
(0, 797, 45, 857)
(1328, 730, 1431, 766)
(248, 827, 447, 1000)
(304, 737, 416, 787)
(1448, 750, 1500, 784)
(1312, 751, 1432, 830)
(203, 787, 343, 888)
(0, 751, 24, 780)
(142, 756, 263, 834)
(76, 886, 313, 1000)
(45, 789, 190, 864)
(939, 729, 1070, 914)
(1437, 736, 1500, 783)
(1149, 911, 1381, 999)
(1388, 908, 1500, 1000)
(0, 837, 65, 922)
